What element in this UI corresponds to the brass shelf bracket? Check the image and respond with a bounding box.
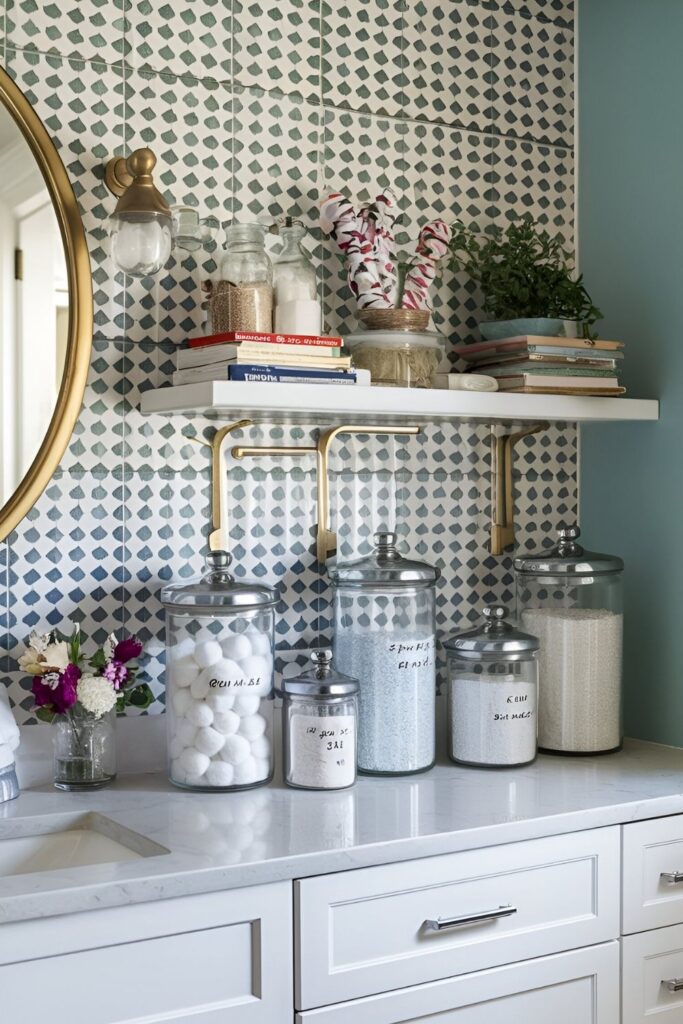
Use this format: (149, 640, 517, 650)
(316, 424, 421, 564)
(187, 418, 252, 551)
(491, 421, 549, 556)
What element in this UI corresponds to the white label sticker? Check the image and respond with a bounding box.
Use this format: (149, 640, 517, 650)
(451, 678, 537, 765)
(386, 634, 436, 672)
(289, 714, 356, 789)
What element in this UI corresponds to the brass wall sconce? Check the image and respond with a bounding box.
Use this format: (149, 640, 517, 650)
(490, 422, 549, 556)
(233, 423, 421, 564)
(105, 147, 173, 277)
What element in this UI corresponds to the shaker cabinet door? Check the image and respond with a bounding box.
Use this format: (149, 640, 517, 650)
(296, 942, 620, 1024)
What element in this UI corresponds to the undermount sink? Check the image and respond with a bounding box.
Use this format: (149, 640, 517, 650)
(0, 812, 169, 878)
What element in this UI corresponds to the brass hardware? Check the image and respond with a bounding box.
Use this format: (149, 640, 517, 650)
(0, 65, 93, 542)
(232, 445, 317, 460)
(491, 422, 549, 556)
(188, 419, 252, 551)
(104, 147, 171, 217)
(13, 247, 23, 281)
(316, 424, 421, 563)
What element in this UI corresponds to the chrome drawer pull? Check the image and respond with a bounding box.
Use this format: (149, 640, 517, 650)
(663, 978, 683, 992)
(425, 905, 517, 932)
(661, 871, 683, 885)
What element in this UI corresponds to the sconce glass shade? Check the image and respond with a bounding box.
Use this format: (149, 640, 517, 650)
(110, 210, 172, 277)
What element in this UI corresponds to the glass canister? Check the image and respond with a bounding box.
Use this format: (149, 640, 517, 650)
(272, 218, 322, 336)
(444, 606, 539, 768)
(282, 650, 358, 791)
(161, 550, 277, 791)
(330, 531, 440, 776)
(212, 223, 273, 334)
(514, 526, 624, 755)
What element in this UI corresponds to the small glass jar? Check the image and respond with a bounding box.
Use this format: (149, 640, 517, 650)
(282, 650, 358, 791)
(514, 527, 624, 755)
(161, 550, 277, 791)
(445, 606, 539, 768)
(343, 330, 444, 388)
(212, 223, 273, 334)
(272, 218, 322, 336)
(330, 531, 439, 776)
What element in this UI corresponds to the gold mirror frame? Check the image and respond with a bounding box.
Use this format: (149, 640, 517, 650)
(0, 64, 93, 542)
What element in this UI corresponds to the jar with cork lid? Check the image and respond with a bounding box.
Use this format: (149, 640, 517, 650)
(212, 223, 273, 334)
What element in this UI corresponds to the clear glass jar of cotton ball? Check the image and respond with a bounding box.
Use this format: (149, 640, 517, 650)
(161, 551, 277, 791)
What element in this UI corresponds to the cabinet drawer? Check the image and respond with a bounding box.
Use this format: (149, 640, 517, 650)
(0, 882, 292, 1024)
(296, 942, 620, 1024)
(622, 923, 683, 1024)
(622, 815, 683, 932)
(295, 827, 620, 1009)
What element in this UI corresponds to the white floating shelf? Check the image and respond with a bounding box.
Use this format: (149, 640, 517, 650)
(140, 381, 659, 425)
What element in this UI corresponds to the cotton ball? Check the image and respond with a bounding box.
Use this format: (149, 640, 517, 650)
(178, 747, 210, 778)
(253, 758, 271, 781)
(172, 688, 193, 716)
(250, 735, 271, 761)
(176, 718, 198, 747)
(246, 630, 272, 657)
(170, 758, 189, 785)
(185, 701, 214, 728)
(168, 637, 196, 662)
(220, 734, 251, 766)
(193, 640, 223, 669)
(207, 691, 235, 714)
(232, 755, 259, 786)
(236, 654, 272, 696)
(168, 656, 196, 689)
(200, 658, 244, 693)
(233, 693, 261, 717)
(168, 735, 185, 760)
(238, 713, 267, 741)
(206, 760, 235, 788)
(213, 710, 240, 737)
(220, 633, 252, 662)
(190, 674, 211, 700)
(195, 726, 225, 757)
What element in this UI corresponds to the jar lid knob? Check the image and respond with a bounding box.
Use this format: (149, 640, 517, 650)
(556, 525, 584, 556)
(374, 531, 397, 549)
(203, 549, 235, 583)
(310, 648, 333, 677)
(483, 605, 508, 623)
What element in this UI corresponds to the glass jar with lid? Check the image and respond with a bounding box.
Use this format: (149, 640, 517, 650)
(212, 222, 273, 334)
(330, 531, 440, 776)
(161, 550, 277, 791)
(514, 526, 624, 755)
(444, 605, 539, 768)
(282, 650, 358, 791)
(272, 218, 322, 336)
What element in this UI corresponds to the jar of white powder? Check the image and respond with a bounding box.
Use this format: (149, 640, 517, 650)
(330, 532, 440, 776)
(282, 650, 358, 790)
(444, 606, 539, 768)
(161, 550, 277, 791)
(514, 527, 624, 755)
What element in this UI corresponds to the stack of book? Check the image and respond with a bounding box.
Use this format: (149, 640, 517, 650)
(455, 335, 626, 396)
(173, 330, 368, 387)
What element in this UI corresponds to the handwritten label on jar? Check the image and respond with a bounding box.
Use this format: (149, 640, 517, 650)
(290, 715, 356, 789)
(451, 678, 537, 766)
(387, 635, 436, 672)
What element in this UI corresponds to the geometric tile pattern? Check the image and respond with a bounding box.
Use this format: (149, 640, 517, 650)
(0, 0, 576, 723)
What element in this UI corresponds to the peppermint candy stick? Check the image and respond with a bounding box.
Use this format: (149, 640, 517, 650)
(401, 219, 451, 310)
(320, 192, 390, 309)
(373, 190, 399, 305)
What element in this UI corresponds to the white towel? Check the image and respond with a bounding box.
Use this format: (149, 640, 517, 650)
(0, 686, 20, 753)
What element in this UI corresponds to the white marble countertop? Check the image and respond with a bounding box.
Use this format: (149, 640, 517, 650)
(1, 738, 683, 925)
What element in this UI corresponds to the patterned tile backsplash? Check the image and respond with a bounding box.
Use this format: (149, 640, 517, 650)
(0, 0, 577, 724)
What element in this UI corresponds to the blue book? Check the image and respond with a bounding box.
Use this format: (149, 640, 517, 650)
(228, 365, 358, 385)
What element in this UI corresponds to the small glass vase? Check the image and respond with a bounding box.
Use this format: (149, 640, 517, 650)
(52, 708, 117, 791)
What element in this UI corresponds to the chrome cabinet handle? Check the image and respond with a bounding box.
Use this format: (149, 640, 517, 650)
(425, 905, 517, 932)
(661, 871, 683, 885)
(663, 978, 683, 992)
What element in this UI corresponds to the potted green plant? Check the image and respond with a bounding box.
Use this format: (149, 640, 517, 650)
(449, 215, 602, 340)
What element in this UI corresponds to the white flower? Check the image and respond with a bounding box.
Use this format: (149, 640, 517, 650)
(27, 630, 51, 654)
(42, 642, 70, 672)
(18, 650, 47, 675)
(77, 674, 117, 719)
(103, 633, 117, 661)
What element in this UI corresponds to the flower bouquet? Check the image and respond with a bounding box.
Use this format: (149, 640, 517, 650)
(21, 627, 153, 790)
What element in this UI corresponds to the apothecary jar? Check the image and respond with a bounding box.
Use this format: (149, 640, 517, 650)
(514, 526, 624, 756)
(161, 550, 277, 791)
(212, 222, 273, 334)
(330, 531, 439, 776)
(444, 606, 539, 768)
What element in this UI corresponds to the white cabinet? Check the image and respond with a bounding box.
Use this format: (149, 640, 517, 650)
(622, 923, 683, 1023)
(296, 826, 620, 1009)
(0, 882, 292, 1024)
(296, 942, 620, 1024)
(622, 816, 683, 933)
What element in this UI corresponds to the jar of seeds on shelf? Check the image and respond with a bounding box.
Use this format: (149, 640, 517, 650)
(330, 532, 440, 776)
(282, 650, 358, 791)
(212, 222, 273, 333)
(161, 550, 277, 791)
(444, 606, 539, 768)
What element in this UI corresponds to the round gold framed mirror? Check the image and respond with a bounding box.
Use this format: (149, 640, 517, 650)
(0, 64, 92, 542)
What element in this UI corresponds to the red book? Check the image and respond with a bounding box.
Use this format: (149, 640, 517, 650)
(189, 330, 342, 349)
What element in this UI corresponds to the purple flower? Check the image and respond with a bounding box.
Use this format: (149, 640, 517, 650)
(103, 660, 128, 690)
(32, 663, 80, 715)
(114, 636, 143, 664)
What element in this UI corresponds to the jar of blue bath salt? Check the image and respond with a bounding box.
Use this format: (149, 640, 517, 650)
(330, 532, 440, 776)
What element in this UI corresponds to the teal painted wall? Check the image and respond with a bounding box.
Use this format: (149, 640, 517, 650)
(579, 0, 683, 743)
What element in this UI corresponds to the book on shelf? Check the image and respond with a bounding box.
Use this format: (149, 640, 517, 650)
(457, 336, 625, 361)
(466, 348, 622, 368)
(481, 363, 620, 379)
(187, 329, 342, 350)
(173, 363, 369, 386)
(176, 340, 343, 369)
(494, 372, 625, 395)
